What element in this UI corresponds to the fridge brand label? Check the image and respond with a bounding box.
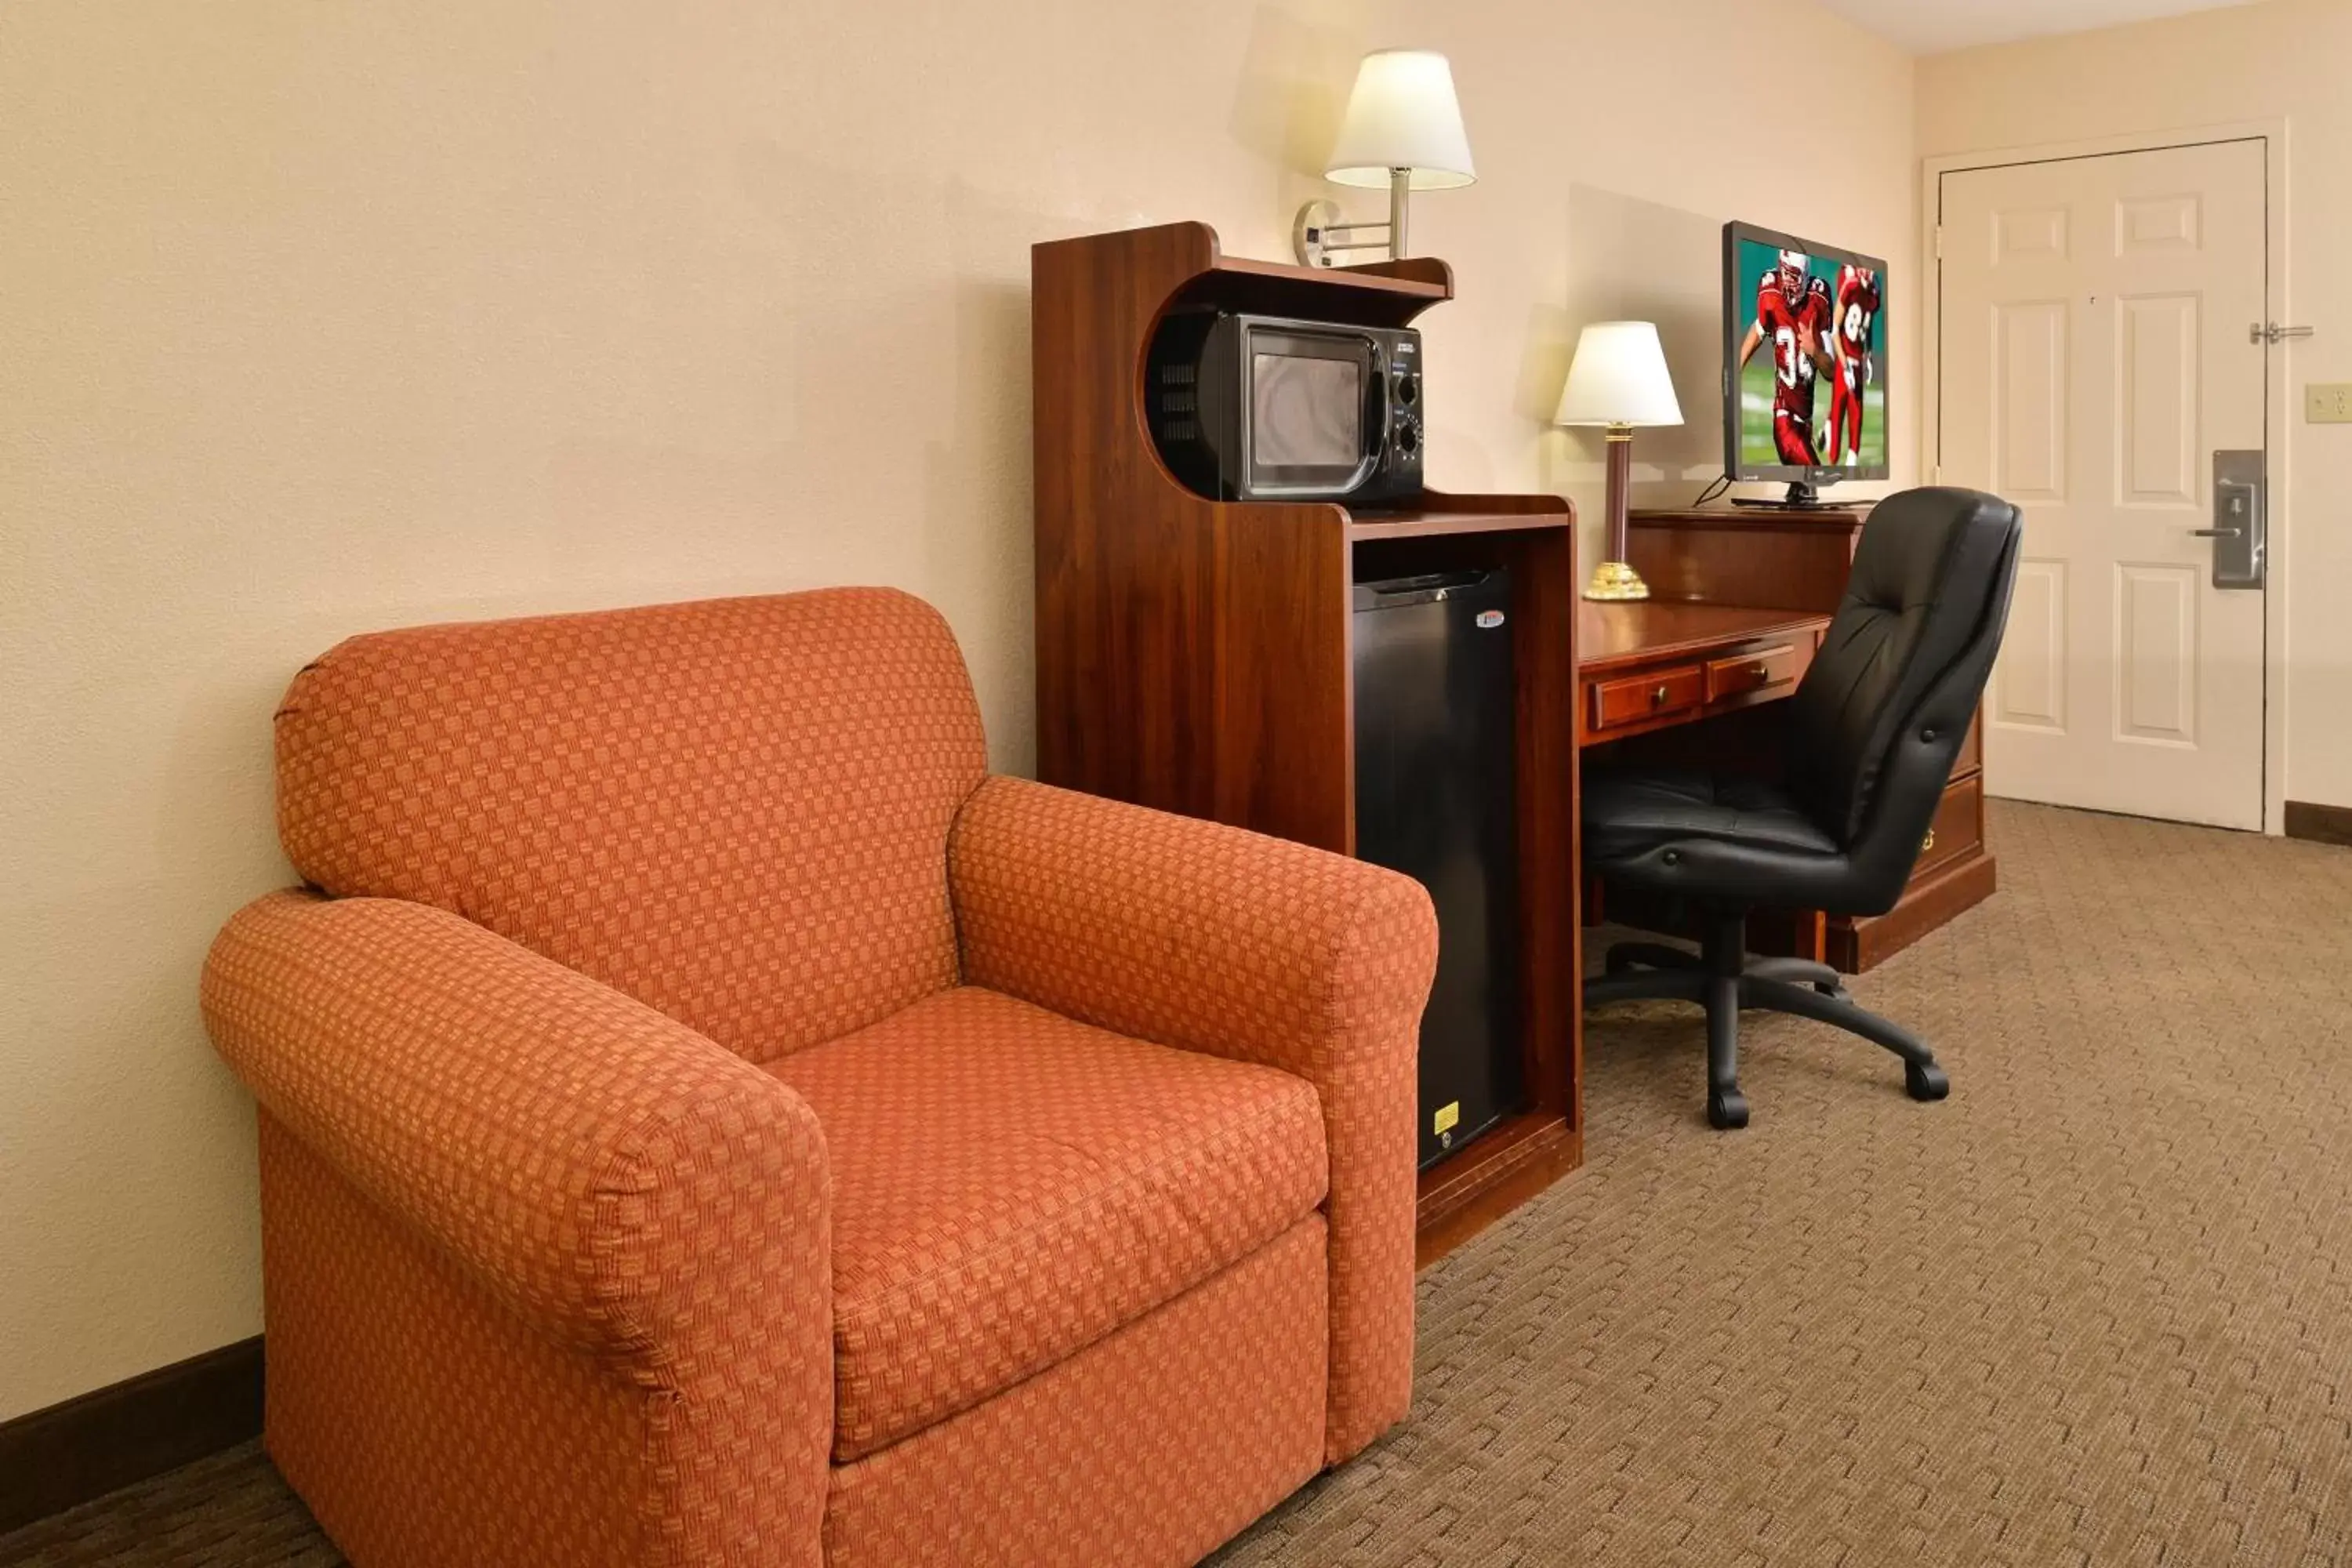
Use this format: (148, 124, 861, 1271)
(1476, 610, 1506, 629)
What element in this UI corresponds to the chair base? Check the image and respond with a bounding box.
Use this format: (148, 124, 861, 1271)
(1584, 910, 1948, 1130)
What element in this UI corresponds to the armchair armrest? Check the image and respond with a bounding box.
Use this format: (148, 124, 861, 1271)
(201, 890, 833, 1555)
(946, 776, 1438, 1462)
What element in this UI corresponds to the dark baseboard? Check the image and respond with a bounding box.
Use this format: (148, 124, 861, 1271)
(2284, 800, 2352, 848)
(0, 1337, 263, 1535)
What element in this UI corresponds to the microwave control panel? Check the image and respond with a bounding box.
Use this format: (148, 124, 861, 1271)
(1388, 336, 1423, 467)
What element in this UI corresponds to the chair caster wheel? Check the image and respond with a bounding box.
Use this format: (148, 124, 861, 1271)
(1707, 1088, 1750, 1130)
(1906, 1061, 1950, 1102)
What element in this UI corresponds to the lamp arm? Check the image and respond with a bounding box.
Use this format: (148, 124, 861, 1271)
(1293, 170, 1414, 268)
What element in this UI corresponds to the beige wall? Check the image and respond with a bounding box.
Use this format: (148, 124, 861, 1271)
(1919, 0, 2352, 809)
(0, 0, 1915, 1419)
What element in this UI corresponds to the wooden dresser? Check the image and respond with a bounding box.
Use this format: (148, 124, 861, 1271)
(1622, 506, 1996, 972)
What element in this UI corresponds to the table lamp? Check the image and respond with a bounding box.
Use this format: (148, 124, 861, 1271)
(1294, 49, 1476, 267)
(1556, 321, 1684, 601)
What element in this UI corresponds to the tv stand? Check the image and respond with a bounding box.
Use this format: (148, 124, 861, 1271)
(1734, 481, 1835, 509)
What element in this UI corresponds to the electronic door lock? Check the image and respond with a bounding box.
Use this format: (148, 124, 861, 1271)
(2203, 452, 2267, 590)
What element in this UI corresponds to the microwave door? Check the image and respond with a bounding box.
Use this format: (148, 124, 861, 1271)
(1243, 330, 1380, 498)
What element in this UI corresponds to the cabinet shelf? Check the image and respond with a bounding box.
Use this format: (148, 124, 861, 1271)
(1348, 505, 1577, 543)
(1171, 252, 1454, 325)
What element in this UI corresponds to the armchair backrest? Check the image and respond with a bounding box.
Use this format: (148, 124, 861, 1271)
(1784, 488, 2022, 906)
(274, 587, 989, 1062)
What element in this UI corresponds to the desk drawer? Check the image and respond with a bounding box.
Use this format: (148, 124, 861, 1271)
(1589, 665, 1705, 733)
(1704, 644, 1798, 703)
(1914, 772, 1983, 880)
(1957, 712, 1984, 776)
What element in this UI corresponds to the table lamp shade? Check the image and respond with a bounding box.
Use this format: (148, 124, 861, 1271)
(1555, 321, 1684, 429)
(1326, 49, 1476, 190)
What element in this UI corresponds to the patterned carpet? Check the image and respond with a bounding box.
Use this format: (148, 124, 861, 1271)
(9, 801, 2351, 1567)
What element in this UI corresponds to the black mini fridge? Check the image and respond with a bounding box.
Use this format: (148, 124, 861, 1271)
(1351, 569, 1523, 1168)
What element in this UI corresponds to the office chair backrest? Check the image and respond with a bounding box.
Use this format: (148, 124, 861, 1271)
(1785, 487, 2023, 904)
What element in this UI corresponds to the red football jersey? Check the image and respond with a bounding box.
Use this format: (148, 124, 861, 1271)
(1835, 265, 1880, 368)
(1755, 273, 1835, 424)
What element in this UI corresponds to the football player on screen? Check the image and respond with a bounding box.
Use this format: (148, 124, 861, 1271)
(1736, 249, 1838, 466)
(1827, 263, 1881, 465)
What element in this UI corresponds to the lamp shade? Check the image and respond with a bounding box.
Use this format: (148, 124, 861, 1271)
(1554, 321, 1685, 428)
(1325, 49, 1476, 191)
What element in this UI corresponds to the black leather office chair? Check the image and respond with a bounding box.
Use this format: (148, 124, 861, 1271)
(1584, 487, 2023, 1129)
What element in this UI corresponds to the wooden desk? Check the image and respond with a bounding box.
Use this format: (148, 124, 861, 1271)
(1577, 602, 1829, 747)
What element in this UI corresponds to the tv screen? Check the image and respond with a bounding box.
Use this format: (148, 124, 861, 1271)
(1722, 221, 1889, 491)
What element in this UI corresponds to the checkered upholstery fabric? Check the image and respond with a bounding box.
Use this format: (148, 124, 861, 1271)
(948, 775, 1439, 1463)
(769, 985, 1328, 1460)
(273, 589, 987, 1062)
(824, 1217, 1330, 1568)
(204, 891, 834, 1566)
(200, 587, 1437, 1565)
(260, 1114, 680, 1568)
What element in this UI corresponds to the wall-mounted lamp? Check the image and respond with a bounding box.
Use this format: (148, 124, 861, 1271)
(1556, 321, 1684, 601)
(1294, 49, 1475, 267)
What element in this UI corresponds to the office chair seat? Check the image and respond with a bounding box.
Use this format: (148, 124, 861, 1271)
(1583, 769, 1839, 862)
(1584, 487, 2023, 1131)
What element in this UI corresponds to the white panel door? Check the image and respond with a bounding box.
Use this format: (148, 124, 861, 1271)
(1938, 140, 2267, 830)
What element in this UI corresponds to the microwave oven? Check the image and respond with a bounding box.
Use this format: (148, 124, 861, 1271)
(1145, 311, 1423, 506)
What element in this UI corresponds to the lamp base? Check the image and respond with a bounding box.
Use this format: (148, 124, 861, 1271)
(1583, 560, 1651, 601)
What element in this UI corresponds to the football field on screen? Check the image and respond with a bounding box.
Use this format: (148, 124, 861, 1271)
(1737, 357, 1888, 470)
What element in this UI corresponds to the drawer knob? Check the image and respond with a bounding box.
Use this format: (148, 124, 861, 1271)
(1752, 661, 1768, 677)
(1922, 828, 1937, 854)
(1652, 684, 1670, 706)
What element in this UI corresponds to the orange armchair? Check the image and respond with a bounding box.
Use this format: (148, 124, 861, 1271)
(201, 587, 1436, 1568)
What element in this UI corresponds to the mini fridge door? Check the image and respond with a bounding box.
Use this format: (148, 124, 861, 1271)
(1352, 570, 1524, 1168)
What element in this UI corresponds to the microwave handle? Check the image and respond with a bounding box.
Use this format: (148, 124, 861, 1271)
(1364, 351, 1390, 463)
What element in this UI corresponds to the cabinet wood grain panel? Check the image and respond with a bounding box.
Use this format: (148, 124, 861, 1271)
(1957, 713, 1984, 776)
(1704, 644, 1798, 703)
(1591, 665, 1705, 732)
(1914, 774, 1984, 880)
(1624, 507, 1867, 612)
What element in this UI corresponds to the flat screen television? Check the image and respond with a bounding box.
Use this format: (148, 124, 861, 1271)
(1722, 220, 1889, 505)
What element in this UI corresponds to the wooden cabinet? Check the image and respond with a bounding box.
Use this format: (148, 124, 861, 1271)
(1624, 506, 1998, 974)
(1032, 221, 1582, 1263)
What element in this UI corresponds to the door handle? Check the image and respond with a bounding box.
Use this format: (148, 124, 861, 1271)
(2190, 526, 2244, 539)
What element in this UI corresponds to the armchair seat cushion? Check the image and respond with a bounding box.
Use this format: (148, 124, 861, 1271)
(767, 985, 1329, 1461)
